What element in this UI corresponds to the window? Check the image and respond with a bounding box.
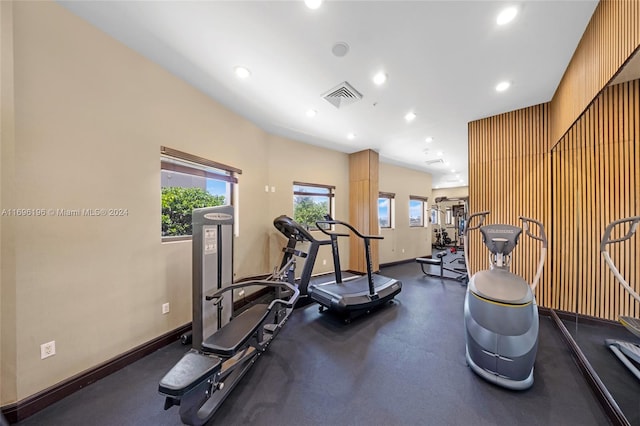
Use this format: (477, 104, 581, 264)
(409, 196, 429, 227)
(430, 208, 438, 225)
(161, 147, 241, 239)
(446, 208, 453, 225)
(378, 192, 395, 229)
(293, 182, 334, 230)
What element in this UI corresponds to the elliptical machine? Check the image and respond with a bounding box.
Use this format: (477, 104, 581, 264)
(601, 216, 640, 380)
(463, 211, 547, 390)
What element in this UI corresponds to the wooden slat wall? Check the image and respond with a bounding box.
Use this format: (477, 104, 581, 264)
(349, 149, 379, 273)
(550, 0, 640, 147)
(552, 79, 639, 320)
(468, 104, 552, 307)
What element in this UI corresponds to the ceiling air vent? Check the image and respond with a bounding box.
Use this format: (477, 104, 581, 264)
(322, 81, 363, 109)
(424, 159, 445, 165)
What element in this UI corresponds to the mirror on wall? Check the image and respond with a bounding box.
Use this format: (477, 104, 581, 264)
(557, 45, 640, 425)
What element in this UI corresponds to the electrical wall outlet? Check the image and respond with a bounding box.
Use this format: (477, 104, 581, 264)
(41, 341, 56, 359)
(162, 303, 170, 314)
(322, 259, 327, 265)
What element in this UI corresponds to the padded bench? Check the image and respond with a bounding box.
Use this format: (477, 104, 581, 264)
(159, 351, 221, 397)
(416, 252, 446, 276)
(202, 303, 270, 357)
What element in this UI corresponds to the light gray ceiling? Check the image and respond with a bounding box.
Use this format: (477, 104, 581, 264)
(59, 0, 598, 188)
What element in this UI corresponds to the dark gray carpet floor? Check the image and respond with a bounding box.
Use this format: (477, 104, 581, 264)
(562, 318, 640, 425)
(17, 263, 609, 426)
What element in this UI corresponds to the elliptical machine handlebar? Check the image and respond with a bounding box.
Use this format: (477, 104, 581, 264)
(463, 211, 490, 276)
(519, 216, 548, 248)
(600, 215, 640, 305)
(463, 211, 490, 236)
(463, 212, 547, 291)
(600, 216, 640, 251)
(519, 216, 548, 292)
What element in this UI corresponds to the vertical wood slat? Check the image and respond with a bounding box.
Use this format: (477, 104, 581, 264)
(551, 79, 639, 321)
(470, 79, 639, 321)
(468, 104, 550, 298)
(550, 0, 640, 147)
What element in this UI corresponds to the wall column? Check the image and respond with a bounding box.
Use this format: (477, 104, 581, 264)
(348, 149, 379, 273)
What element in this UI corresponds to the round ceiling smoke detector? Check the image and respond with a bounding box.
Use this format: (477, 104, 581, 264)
(332, 42, 350, 57)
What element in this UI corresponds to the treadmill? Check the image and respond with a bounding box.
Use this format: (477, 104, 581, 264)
(601, 216, 640, 380)
(273, 216, 401, 322)
(312, 218, 402, 322)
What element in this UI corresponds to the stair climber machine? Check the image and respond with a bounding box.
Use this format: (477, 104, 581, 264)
(601, 216, 640, 380)
(463, 211, 547, 390)
(158, 206, 300, 426)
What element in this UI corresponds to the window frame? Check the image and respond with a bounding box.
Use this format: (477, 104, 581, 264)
(409, 195, 429, 228)
(161, 146, 241, 241)
(292, 181, 335, 231)
(378, 192, 395, 229)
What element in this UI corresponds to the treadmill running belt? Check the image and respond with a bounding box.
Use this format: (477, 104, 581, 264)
(311, 274, 396, 297)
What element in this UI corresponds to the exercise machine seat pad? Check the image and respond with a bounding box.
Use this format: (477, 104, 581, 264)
(202, 304, 270, 357)
(159, 350, 221, 397)
(470, 269, 532, 305)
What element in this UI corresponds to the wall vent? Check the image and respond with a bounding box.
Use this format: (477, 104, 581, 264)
(322, 81, 363, 109)
(424, 159, 445, 165)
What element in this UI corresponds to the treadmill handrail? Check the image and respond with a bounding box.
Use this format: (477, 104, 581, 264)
(601, 216, 640, 306)
(315, 218, 382, 297)
(316, 219, 384, 240)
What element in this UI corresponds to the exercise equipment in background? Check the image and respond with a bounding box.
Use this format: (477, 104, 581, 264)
(463, 211, 547, 390)
(158, 206, 299, 425)
(416, 251, 468, 284)
(601, 216, 640, 380)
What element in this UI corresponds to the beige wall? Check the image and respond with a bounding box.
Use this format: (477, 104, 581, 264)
(1, 0, 17, 406)
(432, 186, 468, 200)
(378, 162, 432, 263)
(0, 1, 373, 404)
(266, 134, 350, 278)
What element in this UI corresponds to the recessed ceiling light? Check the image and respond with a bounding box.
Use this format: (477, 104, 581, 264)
(445, 161, 451, 166)
(305, 0, 323, 10)
(495, 81, 511, 92)
(497, 6, 518, 25)
(436, 151, 443, 157)
(347, 132, 356, 140)
(451, 169, 456, 173)
(425, 137, 434, 143)
(373, 71, 387, 85)
(234, 66, 251, 79)
(306, 109, 317, 117)
(405, 112, 416, 122)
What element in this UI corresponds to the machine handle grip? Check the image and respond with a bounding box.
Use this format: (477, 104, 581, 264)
(519, 216, 548, 248)
(600, 216, 640, 252)
(463, 211, 489, 236)
(316, 220, 383, 240)
(313, 221, 350, 238)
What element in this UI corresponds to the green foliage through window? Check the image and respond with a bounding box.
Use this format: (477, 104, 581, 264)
(294, 196, 329, 230)
(162, 187, 225, 236)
